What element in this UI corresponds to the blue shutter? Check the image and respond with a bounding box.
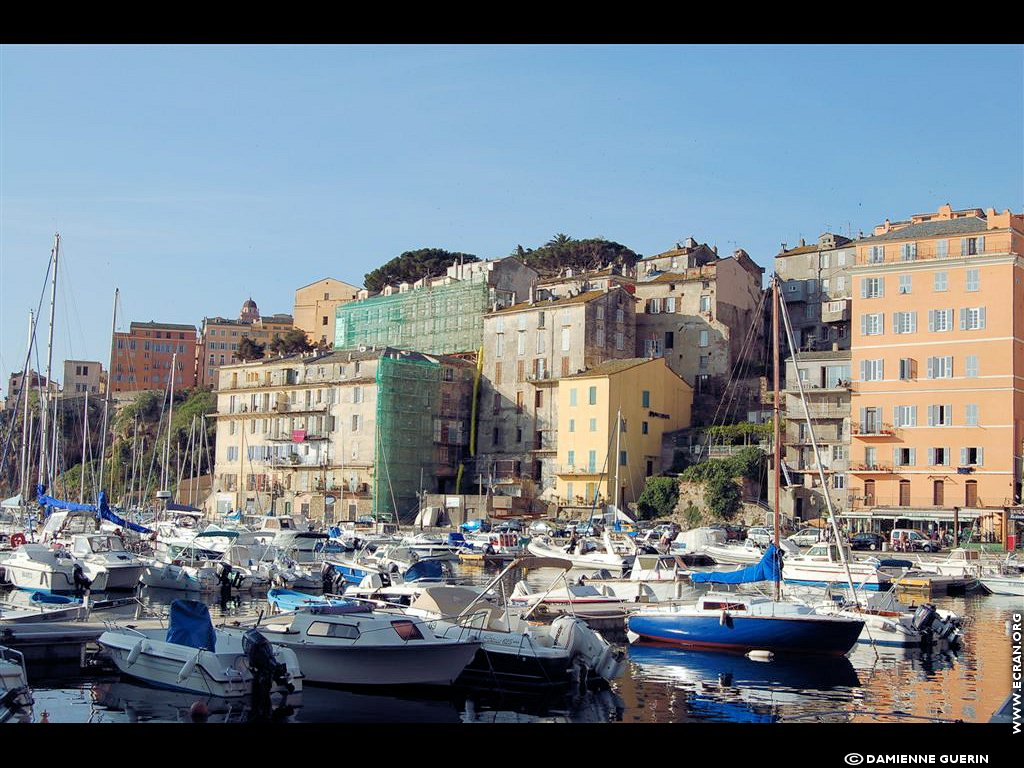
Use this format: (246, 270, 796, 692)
(960, 447, 967, 466)
(927, 357, 934, 379)
(977, 447, 983, 466)
(960, 308, 967, 330)
(977, 236, 985, 253)
(979, 307, 986, 328)
(928, 448, 935, 465)
(910, 406, 917, 426)
(927, 406, 935, 427)
(928, 310, 935, 332)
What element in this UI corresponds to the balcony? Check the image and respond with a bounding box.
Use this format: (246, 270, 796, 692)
(851, 423, 897, 438)
(849, 463, 894, 474)
(267, 432, 329, 442)
(855, 239, 1002, 267)
(821, 298, 851, 324)
(275, 402, 329, 414)
(555, 465, 604, 477)
(789, 404, 848, 420)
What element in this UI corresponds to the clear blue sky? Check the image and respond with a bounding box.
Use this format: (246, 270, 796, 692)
(2, 44, 1021, 394)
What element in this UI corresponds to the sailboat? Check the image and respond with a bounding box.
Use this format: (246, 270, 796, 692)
(626, 277, 865, 656)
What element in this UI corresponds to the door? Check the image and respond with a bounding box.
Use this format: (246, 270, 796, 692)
(899, 480, 911, 507)
(965, 480, 978, 507)
(933, 480, 944, 507)
(864, 480, 875, 507)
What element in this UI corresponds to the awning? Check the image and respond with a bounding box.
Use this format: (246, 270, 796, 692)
(848, 507, 990, 522)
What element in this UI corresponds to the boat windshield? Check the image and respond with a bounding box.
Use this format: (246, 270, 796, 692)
(90, 536, 125, 553)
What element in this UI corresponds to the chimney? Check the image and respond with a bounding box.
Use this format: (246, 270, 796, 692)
(781, 242, 788, 251)
(799, 238, 805, 247)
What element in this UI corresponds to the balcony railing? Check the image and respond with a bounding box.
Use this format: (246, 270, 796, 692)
(849, 463, 894, 474)
(556, 465, 603, 476)
(855, 240, 1003, 267)
(851, 423, 897, 437)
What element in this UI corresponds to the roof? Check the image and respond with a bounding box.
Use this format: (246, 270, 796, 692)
(489, 288, 614, 315)
(646, 268, 716, 284)
(777, 244, 819, 257)
(128, 321, 197, 332)
(563, 358, 654, 379)
(857, 216, 989, 244)
(785, 350, 851, 363)
(295, 277, 362, 292)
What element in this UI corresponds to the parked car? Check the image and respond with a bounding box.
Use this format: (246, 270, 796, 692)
(889, 529, 941, 553)
(746, 527, 772, 547)
(709, 524, 747, 541)
(529, 520, 554, 536)
(493, 521, 523, 534)
(787, 527, 823, 547)
(460, 518, 491, 533)
(849, 532, 886, 551)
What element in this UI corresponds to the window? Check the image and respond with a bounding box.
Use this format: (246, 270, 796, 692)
(960, 307, 986, 330)
(642, 421, 649, 435)
(596, 305, 605, 320)
(833, 474, 846, 490)
(644, 339, 664, 359)
(615, 307, 624, 323)
(307, 621, 360, 639)
(928, 404, 953, 426)
(615, 332, 624, 350)
(495, 333, 505, 357)
(965, 268, 979, 292)
(641, 390, 651, 408)
(865, 447, 877, 466)
(893, 405, 917, 427)
(929, 448, 949, 466)
(648, 298, 662, 314)
(926, 356, 953, 379)
(351, 414, 361, 432)
(699, 355, 709, 371)
(390, 620, 425, 641)
(619, 450, 628, 466)
(820, 253, 831, 269)
(699, 295, 711, 313)
(933, 271, 948, 292)
(899, 242, 917, 261)
(492, 427, 501, 445)
(515, 427, 522, 443)
(868, 245, 885, 263)
(587, 450, 597, 472)
(961, 447, 984, 466)
(665, 297, 676, 313)
(515, 391, 524, 413)
(567, 450, 575, 466)
(928, 309, 953, 332)
(860, 359, 884, 381)
(861, 277, 884, 298)
(893, 312, 916, 334)
(589, 418, 597, 432)
(568, 419, 575, 433)
(517, 331, 526, 355)
(569, 388, 577, 407)
(536, 332, 545, 354)
(898, 358, 916, 380)
(516, 360, 524, 382)
(537, 311, 545, 329)
(494, 362, 502, 385)
(805, 304, 816, 320)
(517, 315, 527, 331)
(560, 326, 571, 352)
(960, 236, 985, 256)
(353, 386, 363, 404)
(964, 355, 978, 378)
(935, 239, 948, 258)
(665, 331, 674, 349)
(807, 279, 818, 295)
(832, 445, 846, 461)
(588, 386, 597, 405)
(534, 389, 543, 408)
(596, 328, 605, 346)
(898, 274, 912, 294)
(965, 404, 978, 426)
(699, 330, 709, 347)
(822, 278, 830, 294)
(894, 447, 915, 466)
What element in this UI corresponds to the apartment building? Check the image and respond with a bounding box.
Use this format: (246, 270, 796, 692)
(198, 299, 294, 388)
(110, 321, 198, 393)
(61, 360, 105, 396)
(849, 204, 1024, 541)
(293, 277, 361, 347)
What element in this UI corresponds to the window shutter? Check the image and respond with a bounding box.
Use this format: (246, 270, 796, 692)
(878, 278, 884, 297)
(892, 447, 899, 466)
(910, 312, 916, 332)
(860, 315, 867, 335)
(860, 279, 868, 299)
(928, 310, 935, 332)
(977, 447, 983, 466)
(928, 406, 935, 427)
(859, 361, 866, 381)
(928, 448, 935, 465)
(945, 356, 952, 377)
(960, 447, 967, 466)
(909, 448, 916, 466)
(927, 357, 935, 378)
(960, 238, 968, 256)
(959, 308, 967, 330)
(859, 407, 866, 430)
(879, 314, 884, 333)
(977, 236, 985, 253)
(979, 307, 986, 328)
(910, 406, 917, 426)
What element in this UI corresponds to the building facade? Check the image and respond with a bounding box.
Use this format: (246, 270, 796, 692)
(849, 204, 1024, 541)
(61, 360, 105, 396)
(293, 277, 362, 348)
(554, 358, 693, 509)
(198, 300, 294, 388)
(111, 322, 198, 393)
(334, 258, 536, 355)
(476, 285, 637, 499)
(212, 347, 475, 522)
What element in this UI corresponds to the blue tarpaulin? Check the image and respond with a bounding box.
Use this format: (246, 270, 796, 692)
(36, 486, 153, 534)
(166, 599, 217, 652)
(691, 544, 780, 584)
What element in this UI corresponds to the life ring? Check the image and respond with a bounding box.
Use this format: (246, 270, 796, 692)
(10, 532, 26, 547)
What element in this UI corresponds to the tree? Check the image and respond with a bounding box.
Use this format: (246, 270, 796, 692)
(237, 336, 265, 362)
(706, 475, 742, 520)
(267, 329, 313, 357)
(364, 248, 479, 293)
(636, 476, 680, 521)
(510, 235, 640, 277)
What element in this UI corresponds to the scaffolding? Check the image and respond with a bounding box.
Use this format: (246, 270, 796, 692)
(336, 278, 510, 355)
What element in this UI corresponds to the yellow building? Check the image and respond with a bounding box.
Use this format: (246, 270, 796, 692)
(293, 278, 361, 347)
(849, 204, 1024, 541)
(555, 358, 693, 508)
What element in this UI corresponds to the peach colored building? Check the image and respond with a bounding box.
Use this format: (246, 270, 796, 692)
(849, 204, 1024, 542)
(293, 278, 361, 347)
(111, 321, 198, 393)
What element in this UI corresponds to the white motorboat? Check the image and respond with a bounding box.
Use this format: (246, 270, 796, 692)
(914, 548, 984, 587)
(407, 570, 624, 691)
(3, 543, 110, 593)
(98, 600, 302, 702)
(811, 593, 963, 648)
(700, 539, 766, 565)
(138, 556, 219, 592)
(0, 591, 90, 623)
(399, 533, 462, 561)
(576, 553, 701, 602)
(510, 579, 628, 608)
(527, 532, 633, 575)
(68, 533, 145, 590)
(980, 552, 1024, 596)
(782, 542, 892, 591)
(0, 645, 33, 723)
(226, 604, 481, 687)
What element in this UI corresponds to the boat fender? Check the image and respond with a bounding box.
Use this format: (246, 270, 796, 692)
(177, 651, 201, 683)
(746, 650, 773, 662)
(232, 571, 245, 589)
(720, 610, 733, 629)
(10, 532, 26, 548)
(126, 640, 146, 667)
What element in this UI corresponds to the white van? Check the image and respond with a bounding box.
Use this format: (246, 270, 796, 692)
(889, 528, 940, 552)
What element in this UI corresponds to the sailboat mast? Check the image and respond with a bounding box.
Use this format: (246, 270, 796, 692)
(613, 407, 622, 515)
(162, 352, 178, 493)
(19, 310, 36, 501)
(98, 288, 118, 497)
(39, 233, 60, 488)
(772, 276, 781, 601)
(80, 388, 89, 503)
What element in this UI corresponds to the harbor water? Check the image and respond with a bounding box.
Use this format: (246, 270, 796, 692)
(3, 564, 1019, 724)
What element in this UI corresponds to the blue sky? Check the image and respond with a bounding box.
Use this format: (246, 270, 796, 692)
(1, 44, 1021, 392)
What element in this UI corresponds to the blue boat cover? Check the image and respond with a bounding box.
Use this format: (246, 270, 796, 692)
(404, 559, 445, 582)
(167, 502, 202, 513)
(691, 544, 780, 584)
(36, 487, 153, 535)
(30, 591, 79, 605)
(446, 532, 466, 546)
(166, 599, 217, 652)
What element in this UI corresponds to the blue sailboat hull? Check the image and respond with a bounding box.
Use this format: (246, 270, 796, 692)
(628, 613, 863, 656)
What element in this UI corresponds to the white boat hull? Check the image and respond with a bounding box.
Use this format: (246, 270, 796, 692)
(980, 576, 1024, 596)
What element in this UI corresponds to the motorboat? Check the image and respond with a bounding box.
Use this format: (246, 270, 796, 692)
(979, 552, 1024, 596)
(98, 599, 302, 702)
(509, 579, 628, 609)
(0, 645, 32, 723)
(782, 541, 892, 591)
(2, 543, 109, 593)
(222, 604, 481, 687)
(341, 559, 456, 605)
(267, 589, 358, 614)
(811, 592, 963, 648)
(527, 532, 634, 575)
(138, 556, 219, 592)
(913, 548, 983, 589)
(701, 539, 766, 565)
(68, 533, 145, 590)
(0, 591, 89, 623)
(575, 554, 701, 603)
(399, 533, 462, 561)
(405, 566, 624, 692)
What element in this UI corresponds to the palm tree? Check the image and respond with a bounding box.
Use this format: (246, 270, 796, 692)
(545, 233, 574, 249)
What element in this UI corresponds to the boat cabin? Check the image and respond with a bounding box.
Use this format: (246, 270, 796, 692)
(803, 543, 854, 563)
(71, 534, 128, 557)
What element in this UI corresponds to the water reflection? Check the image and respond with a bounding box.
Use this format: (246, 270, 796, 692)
(90, 679, 298, 723)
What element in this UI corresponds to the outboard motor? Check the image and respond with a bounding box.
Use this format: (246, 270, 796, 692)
(72, 563, 93, 597)
(242, 628, 294, 721)
(320, 561, 336, 592)
(911, 603, 939, 633)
